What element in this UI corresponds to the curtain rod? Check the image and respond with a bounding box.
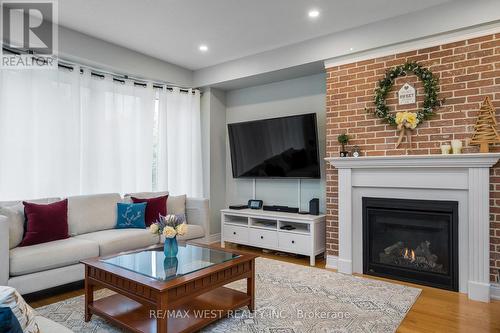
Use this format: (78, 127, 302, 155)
(1, 45, 198, 94)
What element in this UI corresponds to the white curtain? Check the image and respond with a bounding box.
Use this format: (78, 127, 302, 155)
(156, 87, 203, 198)
(0, 68, 81, 199)
(79, 71, 154, 194)
(0, 67, 158, 200)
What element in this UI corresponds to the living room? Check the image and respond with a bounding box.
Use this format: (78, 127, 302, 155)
(0, 0, 499, 332)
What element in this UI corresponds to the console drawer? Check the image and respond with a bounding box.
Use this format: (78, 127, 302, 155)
(249, 228, 278, 248)
(223, 224, 248, 243)
(278, 232, 310, 255)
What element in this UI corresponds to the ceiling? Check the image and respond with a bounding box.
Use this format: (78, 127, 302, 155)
(58, 0, 453, 71)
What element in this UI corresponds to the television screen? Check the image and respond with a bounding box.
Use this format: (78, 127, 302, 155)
(228, 113, 320, 178)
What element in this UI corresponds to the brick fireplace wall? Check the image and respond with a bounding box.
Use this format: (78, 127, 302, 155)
(325, 33, 500, 282)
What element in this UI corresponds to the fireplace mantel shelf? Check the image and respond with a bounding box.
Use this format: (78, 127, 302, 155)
(325, 153, 500, 169)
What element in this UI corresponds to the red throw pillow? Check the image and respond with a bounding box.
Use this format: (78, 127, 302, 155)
(131, 195, 168, 226)
(19, 199, 69, 247)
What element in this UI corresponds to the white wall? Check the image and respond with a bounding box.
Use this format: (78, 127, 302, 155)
(225, 73, 326, 213)
(58, 26, 193, 87)
(194, 0, 500, 88)
(201, 91, 211, 199)
(5, 13, 191, 86)
(3, 13, 193, 86)
(208, 89, 227, 235)
(200, 88, 227, 237)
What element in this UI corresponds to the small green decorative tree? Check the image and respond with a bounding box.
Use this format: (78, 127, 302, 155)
(337, 133, 350, 157)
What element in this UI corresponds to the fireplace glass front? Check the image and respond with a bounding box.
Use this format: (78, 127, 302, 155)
(363, 197, 458, 291)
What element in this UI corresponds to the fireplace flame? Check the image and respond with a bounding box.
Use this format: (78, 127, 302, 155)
(402, 248, 416, 262)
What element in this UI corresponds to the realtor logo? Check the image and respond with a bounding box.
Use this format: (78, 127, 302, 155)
(1, 0, 57, 68)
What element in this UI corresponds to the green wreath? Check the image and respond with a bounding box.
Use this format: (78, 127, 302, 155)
(370, 61, 443, 127)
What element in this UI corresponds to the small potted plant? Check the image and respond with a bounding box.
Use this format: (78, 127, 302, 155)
(338, 133, 350, 157)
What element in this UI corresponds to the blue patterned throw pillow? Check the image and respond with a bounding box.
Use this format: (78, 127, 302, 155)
(116, 202, 147, 229)
(0, 307, 23, 333)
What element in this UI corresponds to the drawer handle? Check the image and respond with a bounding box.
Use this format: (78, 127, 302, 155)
(233, 232, 236, 235)
(260, 236, 264, 239)
(291, 240, 295, 244)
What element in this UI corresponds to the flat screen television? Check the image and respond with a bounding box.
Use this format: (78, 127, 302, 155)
(228, 113, 320, 178)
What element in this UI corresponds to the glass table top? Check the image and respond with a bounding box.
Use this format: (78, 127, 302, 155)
(101, 243, 240, 282)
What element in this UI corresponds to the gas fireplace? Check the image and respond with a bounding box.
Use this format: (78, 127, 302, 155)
(363, 197, 458, 291)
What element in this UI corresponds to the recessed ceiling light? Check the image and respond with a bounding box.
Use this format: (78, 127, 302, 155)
(308, 9, 320, 18)
(199, 44, 208, 52)
(349, 47, 354, 51)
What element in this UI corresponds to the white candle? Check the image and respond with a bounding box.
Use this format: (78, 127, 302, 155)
(440, 144, 451, 155)
(451, 139, 462, 154)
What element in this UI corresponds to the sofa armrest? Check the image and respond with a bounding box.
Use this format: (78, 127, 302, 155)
(33, 316, 75, 333)
(185, 198, 209, 237)
(0, 215, 9, 286)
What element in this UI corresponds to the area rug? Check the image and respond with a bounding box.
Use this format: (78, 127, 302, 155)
(36, 257, 421, 333)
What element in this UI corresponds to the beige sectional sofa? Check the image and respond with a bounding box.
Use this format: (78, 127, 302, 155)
(0, 192, 209, 294)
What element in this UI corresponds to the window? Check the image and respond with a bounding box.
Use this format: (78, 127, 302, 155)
(0, 67, 203, 200)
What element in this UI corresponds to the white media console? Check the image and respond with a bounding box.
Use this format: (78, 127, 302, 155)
(220, 208, 326, 266)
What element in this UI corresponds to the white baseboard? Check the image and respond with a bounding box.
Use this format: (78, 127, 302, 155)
(338, 259, 353, 274)
(491, 283, 500, 301)
(202, 233, 221, 244)
(468, 281, 491, 302)
(325, 255, 338, 270)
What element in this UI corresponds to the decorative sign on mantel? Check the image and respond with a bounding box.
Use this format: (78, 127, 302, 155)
(398, 83, 416, 105)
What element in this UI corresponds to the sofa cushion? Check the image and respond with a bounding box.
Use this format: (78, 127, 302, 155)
(167, 195, 186, 215)
(75, 229, 159, 256)
(9, 238, 99, 276)
(132, 195, 167, 226)
(124, 191, 169, 200)
(30, 316, 73, 333)
(31, 315, 73, 333)
(67, 193, 122, 236)
(0, 197, 61, 208)
(0, 198, 61, 249)
(176, 224, 205, 241)
(124, 192, 186, 214)
(116, 202, 147, 229)
(0, 207, 24, 250)
(19, 199, 69, 247)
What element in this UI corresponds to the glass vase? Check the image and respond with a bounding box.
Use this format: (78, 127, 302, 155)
(163, 236, 178, 258)
(163, 257, 178, 277)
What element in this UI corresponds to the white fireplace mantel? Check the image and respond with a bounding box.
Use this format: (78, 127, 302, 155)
(327, 153, 500, 169)
(326, 153, 500, 302)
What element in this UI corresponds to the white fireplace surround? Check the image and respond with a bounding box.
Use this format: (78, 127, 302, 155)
(326, 153, 500, 302)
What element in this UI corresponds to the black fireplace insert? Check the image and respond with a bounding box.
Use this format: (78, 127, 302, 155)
(363, 197, 458, 291)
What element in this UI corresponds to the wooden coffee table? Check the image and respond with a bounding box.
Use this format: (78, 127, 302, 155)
(81, 242, 257, 333)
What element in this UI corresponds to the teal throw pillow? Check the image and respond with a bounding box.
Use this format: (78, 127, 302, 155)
(116, 202, 147, 229)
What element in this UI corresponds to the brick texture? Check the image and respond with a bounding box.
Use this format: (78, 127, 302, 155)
(325, 33, 500, 283)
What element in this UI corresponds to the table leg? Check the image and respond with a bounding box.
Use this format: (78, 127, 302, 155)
(247, 259, 255, 312)
(84, 267, 94, 322)
(157, 294, 168, 333)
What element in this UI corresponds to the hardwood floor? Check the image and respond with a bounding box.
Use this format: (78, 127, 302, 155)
(220, 244, 500, 333)
(27, 243, 500, 332)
